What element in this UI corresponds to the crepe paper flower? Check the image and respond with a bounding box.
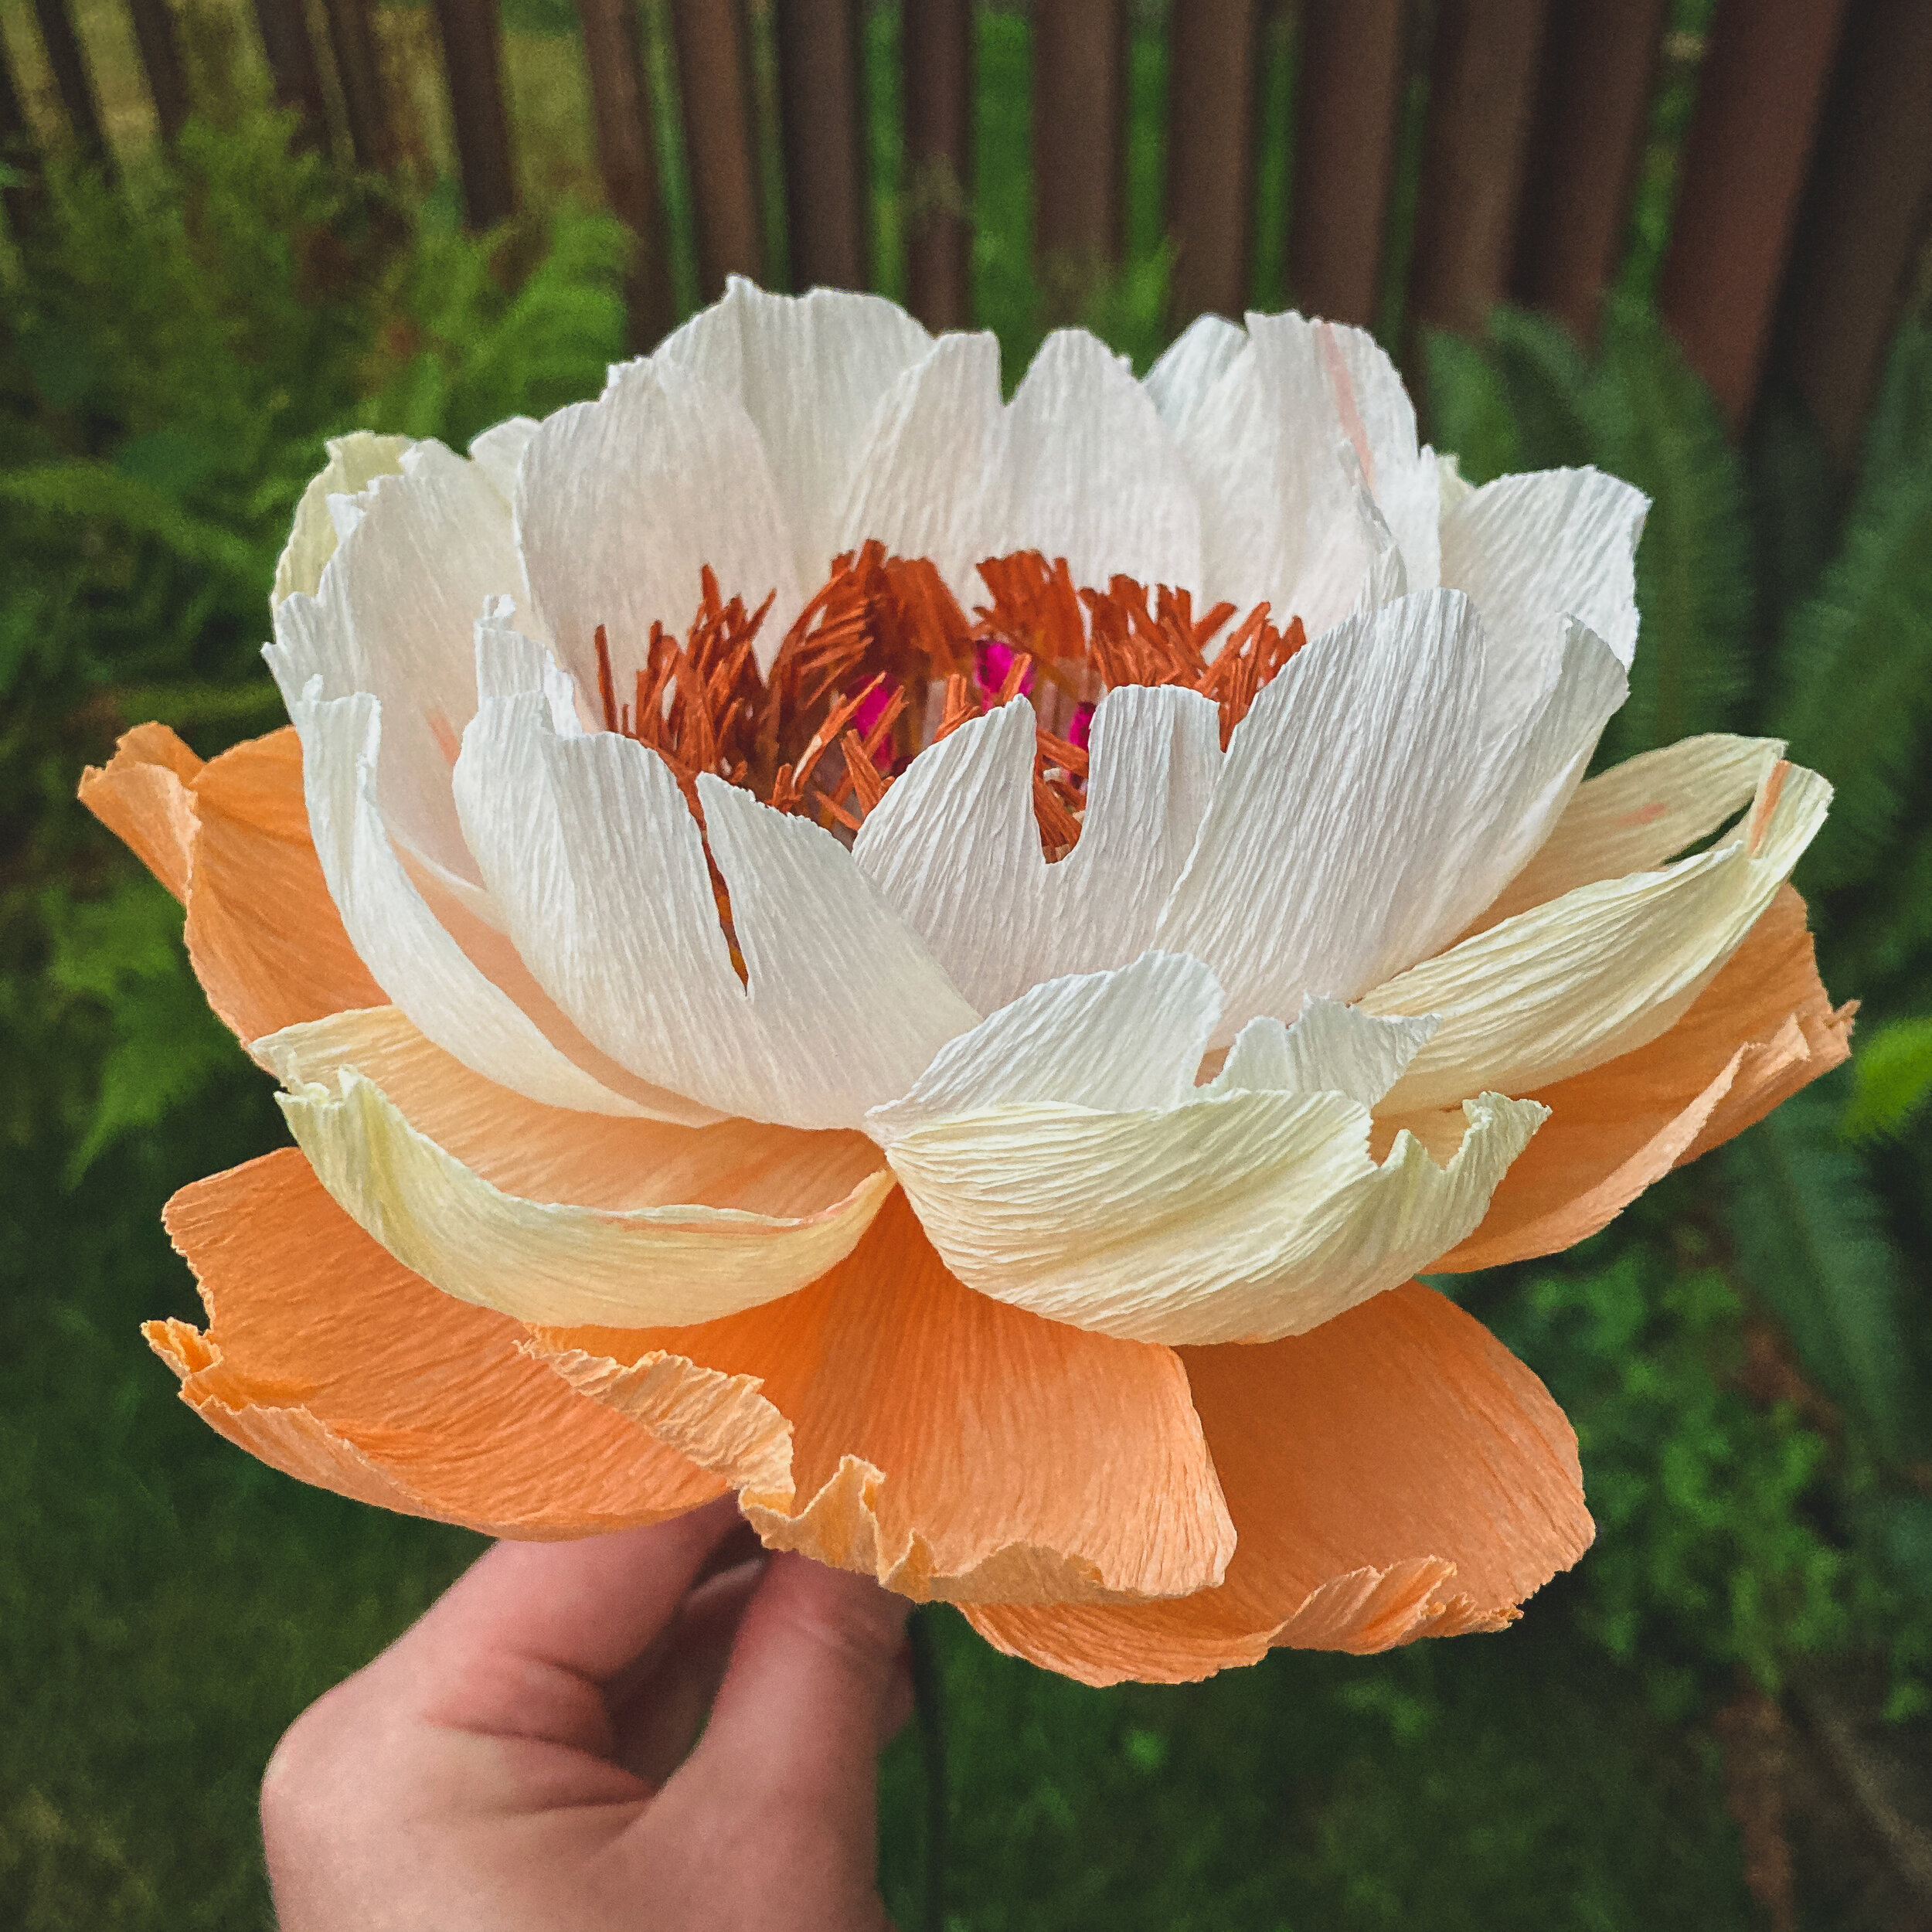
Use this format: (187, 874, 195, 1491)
(81, 282, 1851, 1687)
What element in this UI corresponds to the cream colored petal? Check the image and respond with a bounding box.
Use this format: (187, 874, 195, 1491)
(832, 331, 1007, 599)
(279, 1063, 896, 1329)
(1002, 328, 1202, 594)
(869, 951, 1225, 1141)
(1439, 465, 1647, 717)
(1366, 758, 1832, 1111)
(852, 685, 1223, 1015)
(454, 690, 978, 1129)
(468, 416, 540, 502)
(267, 440, 526, 881)
(1170, 315, 1383, 634)
(1315, 318, 1440, 592)
(516, 354, 804, 683)
(1214, 998, 1439, 1105)
(656, 279, 934, 587)
(1476, 733, 1785, 929)
(290, 686, 654, 1117)
(884, 1085, 1543, 1345)
(1142, 313, 1247, 430)
(272, 431, 412, 606)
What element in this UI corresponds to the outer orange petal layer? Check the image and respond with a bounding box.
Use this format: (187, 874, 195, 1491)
(80, 723, 383, 1042)
(1431, 886, 1853, 1273)
(533, 1192, 1238, 1606)
(965, 1281, 1593, 1685)
(152, 1148, 722, 1535)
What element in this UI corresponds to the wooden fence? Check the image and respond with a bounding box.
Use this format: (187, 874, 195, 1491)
(3, 0, 1930, 463)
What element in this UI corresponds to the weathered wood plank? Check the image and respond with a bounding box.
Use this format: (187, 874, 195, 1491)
(775, 0, 867, 291)
(433, 0, 518, 228)
(1512, 0, 1668, 342)
(1032, 0, 1125, 310)
(252, 0, 331, 149)
(1658, 0, 1852, 429)
(668, 0, 763, 296)
(1288, 0, 1406, 326)
(577, 0, 673, 345)
(32, 0, 109, 161)
(903, 0, 971, 328)
(321, 0, 393, 171)
(1166, 0, 1260, 325)
(1773, 0, 1932, 463)
(127, 0, 190, 145)
(1408, 0, 1553, 336)
(0, 22, 43, 231)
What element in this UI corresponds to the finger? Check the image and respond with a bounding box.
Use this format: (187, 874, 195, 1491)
(678, 1553, 911, 1841)
(376, 1495, 747, 1741)
(614, 1554, 767, 1784)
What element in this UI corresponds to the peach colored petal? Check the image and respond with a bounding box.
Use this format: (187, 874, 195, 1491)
(77, 723, 204, 903)
(81, 724, 385, 1042)
(532, 1192, 1236, 1605)
(965, 1281, 1592, 1685)
(154, 1148, 722, 1536)
(1430, 886, 1853, 1272)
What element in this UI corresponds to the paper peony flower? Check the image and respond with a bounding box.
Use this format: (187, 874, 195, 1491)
(83, 282, 1849, 1685)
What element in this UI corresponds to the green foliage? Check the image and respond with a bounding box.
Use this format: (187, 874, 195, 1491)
(1723, 1079, 1916, 1455)
(40, 880, 240, 1184)
(1772, 329, 1932, 897)
(1841, 1017, 1932, 1145)
(1495, 1250, 1851, 1704)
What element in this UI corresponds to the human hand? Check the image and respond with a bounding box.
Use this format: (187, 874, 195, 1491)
(260, 1497, 914, 1930)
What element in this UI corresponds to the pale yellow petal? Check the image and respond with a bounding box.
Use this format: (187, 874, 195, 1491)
(1366, 757, 1829, 1112)
(883, 1085, 1544, 1345)
(1475, 732, 1784, 930)
(272, 432, 412, 606)
(270, 1022, 893, 1326)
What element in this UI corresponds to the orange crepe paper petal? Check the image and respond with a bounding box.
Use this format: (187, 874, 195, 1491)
(964, 1281, 1592, 1685)
(1430, 885, 1853, 1273)
(532, 1191, 1237, 1606)
(76, 723, 204, 901)
(154, 1148, 722, 1536)
(80, 724, 384, 1043)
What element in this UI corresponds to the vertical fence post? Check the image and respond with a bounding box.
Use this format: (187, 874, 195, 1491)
(1510, 0, 1668, 343)
(321, 0, 394, 171)
(433, 0, 519, 229)
(668, 0, 763, 296)
(32, 0, 110, 162)
(577, 0, 674, 345)
(1165, 0, 1260, 326)
(1658, 0, 1852, 431)
(0, 25, 43, 232)
(1288, 0, 1406, 328)
(775, 0, 868, 291)
(1407, 0, 1552, 339)
(903, 0, 971, 329)
(1770, 0, 1932, 464)
(127, 0, 190, 144)
(1032, 0, 1126, 316)
(253, 0, 332, 149)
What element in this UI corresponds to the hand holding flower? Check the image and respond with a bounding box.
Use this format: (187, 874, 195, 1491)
(262, 1496, 911, 1932)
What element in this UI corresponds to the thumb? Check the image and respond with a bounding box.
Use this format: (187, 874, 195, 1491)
(659, 1553, 910, 1915)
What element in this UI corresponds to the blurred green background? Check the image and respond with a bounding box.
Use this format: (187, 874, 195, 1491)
(3, 1, 1931, 1927)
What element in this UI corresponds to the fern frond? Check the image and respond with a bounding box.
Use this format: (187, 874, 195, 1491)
(1723, 1077, 1916, 1456)
(1841, 1017, 1932, 1145)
